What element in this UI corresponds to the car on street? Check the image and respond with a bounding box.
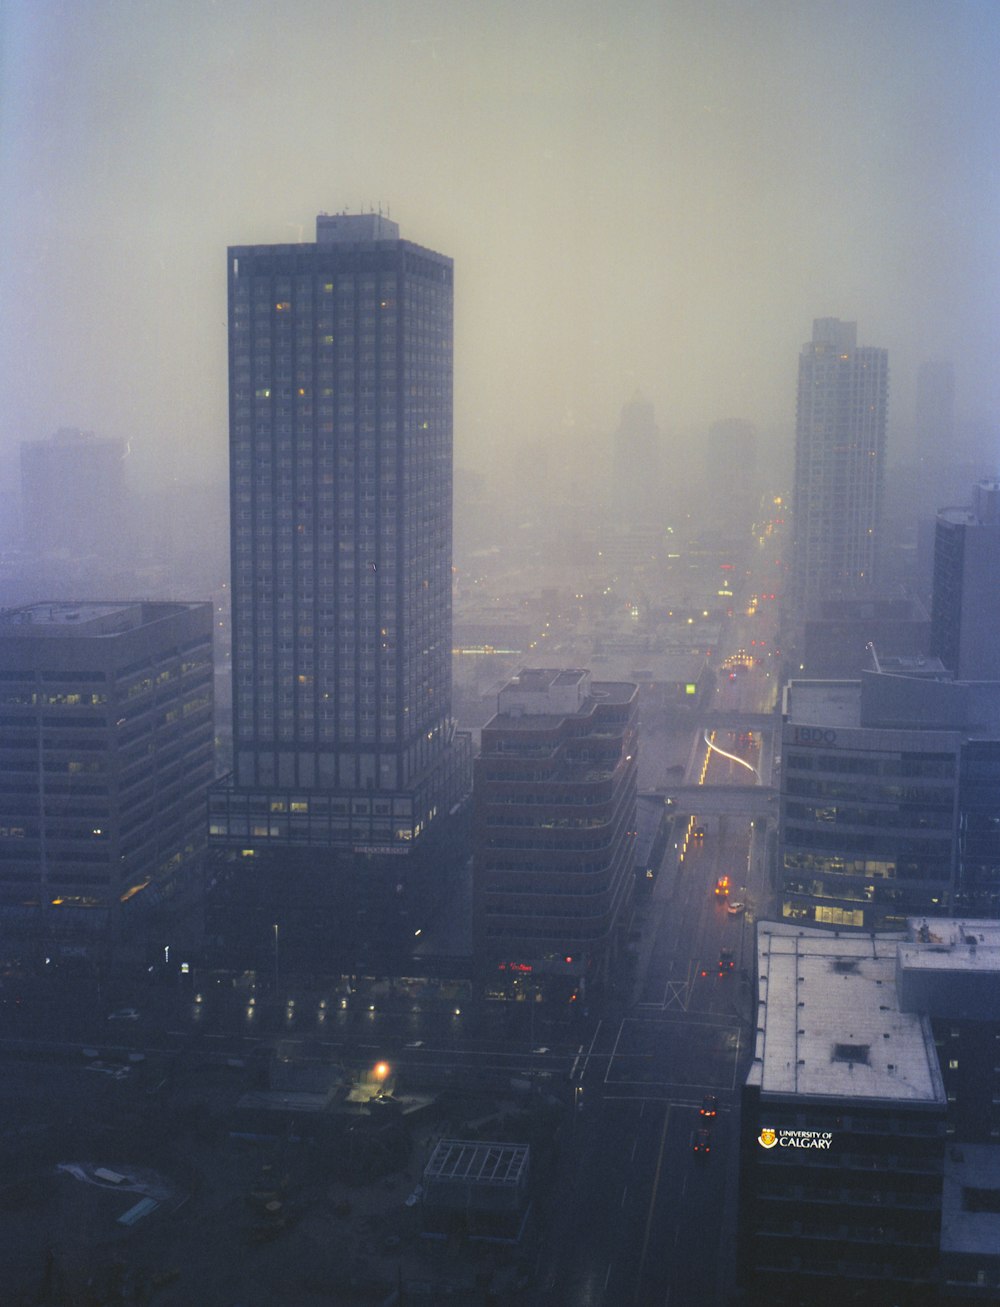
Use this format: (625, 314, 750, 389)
(727, 900, 745, 915)
(717, 949, 735, 975)
(692, 1127, 711, 1157)
(714, 875, 730, 897)
(700, 1094, 719, 1118)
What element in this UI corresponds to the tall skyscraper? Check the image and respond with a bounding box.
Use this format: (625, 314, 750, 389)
(707, 418, 757, 527)
(791, 319, 888, 621)
(931, 479, 1000, 681)
(612, 392, 662, 526)
(210, 214, 469, 882)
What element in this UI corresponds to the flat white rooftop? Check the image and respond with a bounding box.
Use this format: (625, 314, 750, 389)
(747, 921, 946, 1107)
(782, 679, 861, 728)
(900, 917, 1000, 972)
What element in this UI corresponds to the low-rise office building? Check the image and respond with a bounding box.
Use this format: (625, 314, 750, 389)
(473, 668, 638, 1002)
(739, 919, 1000, 1304)
(0, 601, 214, 955)
(778, 669, 1000, 930)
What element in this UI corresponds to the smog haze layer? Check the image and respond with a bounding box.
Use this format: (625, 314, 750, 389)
(1, 0, 998, 491)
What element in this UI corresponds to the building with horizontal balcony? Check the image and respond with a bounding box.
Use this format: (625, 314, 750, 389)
(472, 668, 638, 1003)
(0, 601, 214, 956)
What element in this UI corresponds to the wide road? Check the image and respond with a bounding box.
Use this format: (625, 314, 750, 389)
(528, 628, 781, 1307)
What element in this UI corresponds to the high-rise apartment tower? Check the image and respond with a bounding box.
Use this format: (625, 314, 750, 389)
(210, 214, 469, 862)
(791, 319, 888, 620)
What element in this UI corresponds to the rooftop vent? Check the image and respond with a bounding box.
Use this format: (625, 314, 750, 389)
(832, 959, 859, 974)
(833, 1043, 870, 1065)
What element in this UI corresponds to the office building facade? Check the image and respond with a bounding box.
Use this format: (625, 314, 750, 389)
(473, 669, 638, 1001)
(209, 214, 469, 861)
(791, 319, 889, 621)
(0, 601, 214, 952)
(778, 670, 1000, 930)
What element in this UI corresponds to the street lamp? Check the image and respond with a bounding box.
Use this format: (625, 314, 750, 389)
(273, 922, 279, 993)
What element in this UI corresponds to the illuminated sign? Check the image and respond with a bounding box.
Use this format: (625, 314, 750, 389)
(758, 1126, 833, 1150)
(498, 961, 533, 973)
(685, 683, 697, 696)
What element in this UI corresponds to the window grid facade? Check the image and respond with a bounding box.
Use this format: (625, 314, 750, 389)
(792, 319, 888, 621)
(215, 216, 468, 853)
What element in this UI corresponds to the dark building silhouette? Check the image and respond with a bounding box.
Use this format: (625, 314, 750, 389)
(707, 417, 757, 527)
(612, 392, 662, 526)
(915, 359, 956, 465)
(791, 319, 889, 622)
(931, 479, 1000, 682)
(801, 595, 930, 678)
(208, 214, 470, 969)
(473, 668, 638, 1002)
(0, 601, 214, 956)
(19, 428, 128, 558)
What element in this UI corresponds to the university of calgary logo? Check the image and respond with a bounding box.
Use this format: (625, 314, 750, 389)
(758, 1127, 777, 1149)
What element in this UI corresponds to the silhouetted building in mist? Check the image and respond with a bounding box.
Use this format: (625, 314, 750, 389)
(612, 393, 662, 527)
(739, 918, 1000, 1305)
(791, 319, 888, 621)
(707, 418, 757, 527)
(208, 215, 470, 966)
(0, 601, 214, 956)
(473, 669, 637, 1002)
(801, 595, 930, 678)
(931, 480, 1000, 682)
(916, 359, 956, 464)
(19, 428, 128, 558)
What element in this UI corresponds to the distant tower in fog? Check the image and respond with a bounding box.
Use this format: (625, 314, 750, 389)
(612, 392, 662, 525)
(931, 479, 1000, 681)
(707, 419, 757, 526)
(915, 360, 955, 464)
(791, 319, 889, 620)
(19, 428, 127, 556)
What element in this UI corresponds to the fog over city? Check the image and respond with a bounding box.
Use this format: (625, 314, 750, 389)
(6, 5, 1000, 1303)
(2, 0, 998, 499)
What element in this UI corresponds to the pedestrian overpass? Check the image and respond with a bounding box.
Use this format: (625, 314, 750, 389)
(642, 783, 777, 815)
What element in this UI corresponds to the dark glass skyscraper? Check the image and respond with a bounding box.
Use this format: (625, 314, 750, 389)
(210, 215, 469, 861)
(930, 479, 1000, 682)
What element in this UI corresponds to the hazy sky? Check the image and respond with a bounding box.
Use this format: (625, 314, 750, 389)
(1, 0, 998, 489)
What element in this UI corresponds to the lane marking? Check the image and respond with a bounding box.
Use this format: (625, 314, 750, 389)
(633, 1103, 671, 1304)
